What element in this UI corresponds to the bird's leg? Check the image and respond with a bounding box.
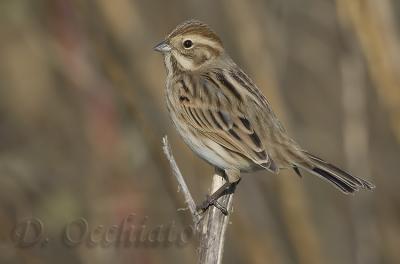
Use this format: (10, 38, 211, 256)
(197, 181, 232, 215)
(196, 168, 241, 215)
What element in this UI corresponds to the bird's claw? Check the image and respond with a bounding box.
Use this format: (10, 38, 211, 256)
(196, 195, 228, 215)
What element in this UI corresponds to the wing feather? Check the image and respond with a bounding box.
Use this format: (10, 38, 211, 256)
(176, 72, 276, 172)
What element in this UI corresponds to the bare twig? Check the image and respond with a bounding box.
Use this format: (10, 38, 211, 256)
(198, 172, 234, 264)
(162, 136, 235, 264)
(162, 136, 200, 223)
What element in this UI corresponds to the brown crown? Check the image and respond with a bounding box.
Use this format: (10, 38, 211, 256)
(166, 19, 223, 46)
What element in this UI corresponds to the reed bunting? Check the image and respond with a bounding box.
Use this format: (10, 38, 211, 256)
(154, 20, 374, 213)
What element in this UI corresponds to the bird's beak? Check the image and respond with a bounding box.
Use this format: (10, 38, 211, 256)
(153, 40, 171, 53)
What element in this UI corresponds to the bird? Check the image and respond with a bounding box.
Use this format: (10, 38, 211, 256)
(154, 19, 374, 214)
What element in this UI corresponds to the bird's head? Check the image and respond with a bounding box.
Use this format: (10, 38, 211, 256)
(154, 20, 224, 72)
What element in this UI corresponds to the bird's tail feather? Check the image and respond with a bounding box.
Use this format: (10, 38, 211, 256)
(294, 152, 375, 194)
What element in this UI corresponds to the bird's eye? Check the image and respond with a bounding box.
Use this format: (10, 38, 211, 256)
(183, 39, 193, 49)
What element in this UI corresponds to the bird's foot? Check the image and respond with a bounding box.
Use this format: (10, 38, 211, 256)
(196, 195, 228, 215)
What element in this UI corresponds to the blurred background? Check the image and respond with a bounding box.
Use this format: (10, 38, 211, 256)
(1, 0, 400, 263)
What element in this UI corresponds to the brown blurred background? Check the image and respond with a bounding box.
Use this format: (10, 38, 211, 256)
(1, 0, 400, 263)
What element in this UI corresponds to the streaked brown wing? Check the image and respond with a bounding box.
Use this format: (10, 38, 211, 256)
(177, 74, 276, 171)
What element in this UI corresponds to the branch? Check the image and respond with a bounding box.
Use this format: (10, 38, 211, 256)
(162, 136, 200, 224)
(162, 136, 235, 264)
(197, 172, 235, 264)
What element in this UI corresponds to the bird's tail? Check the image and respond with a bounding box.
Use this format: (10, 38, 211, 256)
(293, 152, 375, 194)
